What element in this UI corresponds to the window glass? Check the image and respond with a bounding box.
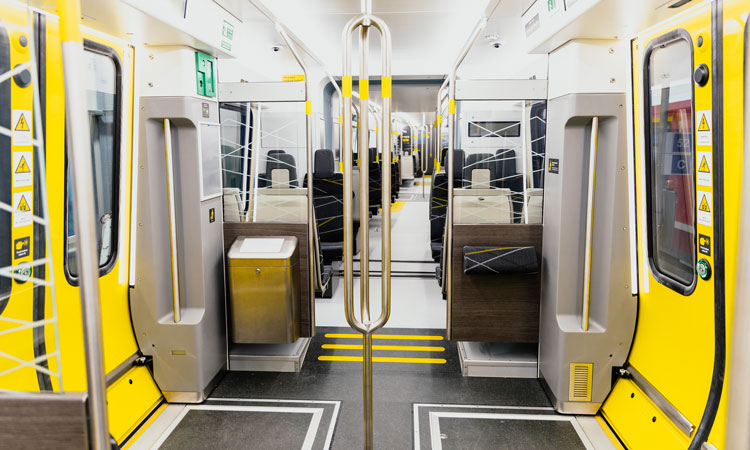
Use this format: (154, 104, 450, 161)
(66, 47, 119, 278)
(454, 100, 546, 224)
(468, 121, 521, 138)
(219, 103, 248, 191)
(647, 37, 695, 287)
(200, 123, 222, 199)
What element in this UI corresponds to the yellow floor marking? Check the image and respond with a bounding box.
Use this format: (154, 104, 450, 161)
(318, 355, 447, 364)
(322, 344, 445, 352)
(391, 201, 406, 213)
(120, 402, 166, 450)
(324, 333, 443, 341)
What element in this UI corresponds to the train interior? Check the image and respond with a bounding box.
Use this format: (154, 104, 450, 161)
(1, 0, 749, 449)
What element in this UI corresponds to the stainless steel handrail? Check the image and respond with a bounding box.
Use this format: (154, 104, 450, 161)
(445, 1, 501, 338)
(58, 0, 110, 448)
(341, 6, 392, 447)
(582, 117, 599, 331)
(163, 119, 181, 323)
(276, 26, 324, 306)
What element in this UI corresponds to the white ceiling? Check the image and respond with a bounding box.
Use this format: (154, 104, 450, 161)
(255, 0, 505, 77)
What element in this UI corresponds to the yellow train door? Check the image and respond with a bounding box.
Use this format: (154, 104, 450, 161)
(0, 3, 52, 394)
(0, 3, 162, 445)
(41, 13, 163, 444)
(602, 1, 747, 449)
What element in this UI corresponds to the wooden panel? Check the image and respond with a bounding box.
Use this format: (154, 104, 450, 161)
(0, 392, 89, 449)
(451, 224, 543, 342)
(223, 223, 313, 337)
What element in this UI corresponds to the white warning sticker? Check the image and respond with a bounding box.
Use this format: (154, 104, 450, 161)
(696, 110, 711, 147)
(696, 150, 712, 188)
(12, 151, 33, 188)
(11, 109, 32, 147)
(13, 191, 33, 228)
(697, 191, 712, 228)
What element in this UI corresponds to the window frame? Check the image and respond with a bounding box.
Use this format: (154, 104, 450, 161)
(468, 120, 521, 138)
(63, 39, 123, 285)
(642, 28, 697, 295)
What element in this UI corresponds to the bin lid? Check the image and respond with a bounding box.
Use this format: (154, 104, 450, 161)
(227, 236, 298, 267)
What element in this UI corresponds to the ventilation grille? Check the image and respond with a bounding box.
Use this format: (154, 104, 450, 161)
(569, 363, 593, 402)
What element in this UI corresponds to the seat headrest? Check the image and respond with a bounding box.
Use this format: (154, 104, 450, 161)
(466, 153, 494, 168)
(314, 149, 335, 178)
(369, 147, 378, 163)
(452, 149, 465, 182)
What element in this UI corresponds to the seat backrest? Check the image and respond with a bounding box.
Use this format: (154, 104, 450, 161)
(314, 149, 335, 178)
(222, 187, 242, 222)
(523, 194, 544, 224)
(266, 152, 298, 188)
(453, 149, 466, 187)
(430, 173, 449, 244)
(495, 148, 522, 192)
(530, 102, 547, 188)
(464, 153, 495, 189)
(311, 149, 344, 198)
(454, 188, 513, 224)
(400, 155, 414, 180)
(313, 194, 343, 243)
(254, 190, 307, 223)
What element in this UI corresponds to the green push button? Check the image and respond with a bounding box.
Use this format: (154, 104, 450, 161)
(697, 259, 712, 281)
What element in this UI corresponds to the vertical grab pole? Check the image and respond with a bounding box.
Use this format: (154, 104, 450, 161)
(446, 16, 488, 339)
(582, 117, 599, 331)
(57, 0, 110, 448)
(277, 25, 321, 317)
(341, 8, 392, 448)
(163, 119, 181, 323)
(359, 25, 371, 322)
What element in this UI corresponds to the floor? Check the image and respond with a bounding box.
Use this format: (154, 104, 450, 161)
(126, 179, 619, 450)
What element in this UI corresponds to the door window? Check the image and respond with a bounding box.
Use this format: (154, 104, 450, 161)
(65, 42, 121, 280)
(645, 33, 696, 290)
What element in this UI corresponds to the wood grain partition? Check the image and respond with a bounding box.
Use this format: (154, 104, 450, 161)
(223, 222, 314, 337)
(451, 224, 543, 342)
(0, 392, 89, 449)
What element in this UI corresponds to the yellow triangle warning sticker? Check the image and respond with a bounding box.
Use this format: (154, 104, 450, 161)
(17, 195, 31, 212)
(15, 155, 30, 174)
(698, 155, 710, 173)
(698, 113, 710, 132)
(14, 113, 30, 132)
(699, 195, 711, 213)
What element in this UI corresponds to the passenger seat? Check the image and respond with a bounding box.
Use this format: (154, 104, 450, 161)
(368, 147, 382, 215)
(430, 149, 465, 261)
(307, 149, 344, 263)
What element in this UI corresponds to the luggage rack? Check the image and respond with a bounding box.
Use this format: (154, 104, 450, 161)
(457, 341, 537, 378)
(228, 338, 311, 373)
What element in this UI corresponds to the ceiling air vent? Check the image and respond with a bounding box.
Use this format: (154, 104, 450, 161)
(569, 363, 593, 402)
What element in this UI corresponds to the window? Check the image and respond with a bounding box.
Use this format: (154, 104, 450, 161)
(65, 41, 121, 280)
(644, 31, 696, 291)
(468, 121, 521, 138)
